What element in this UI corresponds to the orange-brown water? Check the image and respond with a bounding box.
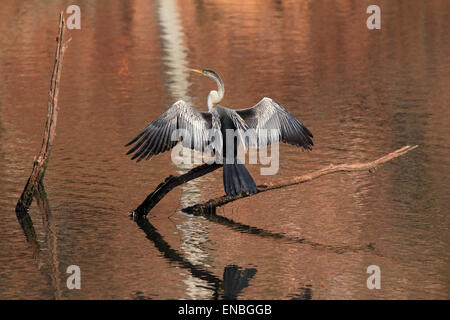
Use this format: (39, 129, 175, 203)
(0, 0, 448, 299)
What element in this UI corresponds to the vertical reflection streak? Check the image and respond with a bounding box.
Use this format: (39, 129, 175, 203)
(157, 0, 213, 299)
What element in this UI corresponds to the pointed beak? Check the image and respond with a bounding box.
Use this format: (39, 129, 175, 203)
(189, 68, 203, 75)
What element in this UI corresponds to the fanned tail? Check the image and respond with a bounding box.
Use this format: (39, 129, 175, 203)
(223, 161, 257, 196)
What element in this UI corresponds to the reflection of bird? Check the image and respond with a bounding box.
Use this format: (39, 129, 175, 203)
(222, 265, 257, 300)
(125, 69, 313, 196)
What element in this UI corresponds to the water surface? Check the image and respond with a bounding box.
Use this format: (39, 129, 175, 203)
(0, 0, 448, 299)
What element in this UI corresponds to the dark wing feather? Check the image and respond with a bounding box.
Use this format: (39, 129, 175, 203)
(236, 97, 313, 149)
(125, 100, 212, 162)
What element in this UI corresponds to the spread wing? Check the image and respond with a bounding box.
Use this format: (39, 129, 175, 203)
(125, 100, 212, 162)
(236, 97, 313, 149)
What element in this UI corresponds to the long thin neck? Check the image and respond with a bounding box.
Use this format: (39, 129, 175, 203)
(214, 76, 225, 102)
(207, 74, 225, 110)
(207, 93, 215, 110)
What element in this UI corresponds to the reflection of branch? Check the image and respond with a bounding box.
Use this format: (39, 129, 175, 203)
(134, 216, 261, 300)
(134, 216, 222, 299)
(222, 265, 257, 300)
(16, 182, 61, 299)
(17, 212, 40, 258)
(289, 285, 312, 300)
(35, 182, 61, 299)
(16, 12, 70, 218)
(183, 206, 376, 255)
(135, 215, 318, 299)
(183, 145, 418, 214)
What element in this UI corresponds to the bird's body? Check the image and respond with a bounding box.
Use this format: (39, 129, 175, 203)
(126, 69, 313, 196)
(212, 104, 258, 196)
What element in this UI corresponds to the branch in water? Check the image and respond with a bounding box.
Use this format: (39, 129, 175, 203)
(182, 145, 418, 215)
(15, 12, 70, 218)
(132, 163, 222, 217)
(132, 145, 417, 218)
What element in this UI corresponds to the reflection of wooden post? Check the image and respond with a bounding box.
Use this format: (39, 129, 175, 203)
(17, 210, 39, 247)
(15, 12, 70, 218)
(35, 182, 62, 299)
(16, 181, 62, 299)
